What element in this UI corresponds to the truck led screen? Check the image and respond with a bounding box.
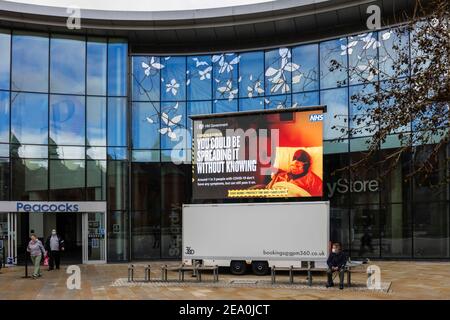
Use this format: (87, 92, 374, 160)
(191, 107, 324, 200)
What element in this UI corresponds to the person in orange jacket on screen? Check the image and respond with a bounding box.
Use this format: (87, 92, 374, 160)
(266, 149, 323, 197)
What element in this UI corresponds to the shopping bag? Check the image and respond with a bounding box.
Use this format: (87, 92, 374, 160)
(43, 253, 49, 266)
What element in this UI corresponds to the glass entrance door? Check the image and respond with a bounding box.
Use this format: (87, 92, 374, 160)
(82, 212, 106, 263)
(0, 213, 17, 265)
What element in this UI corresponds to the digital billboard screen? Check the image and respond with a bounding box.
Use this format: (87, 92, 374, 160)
(191, 107, 324, 200)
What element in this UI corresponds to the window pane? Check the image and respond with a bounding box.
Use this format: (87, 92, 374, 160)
(107, 147, 127, 160)
(132, 102, 160, 149)
(11, 93, 48, 145)
(50, 35, 86, 94)
(161, 56, 186, 101)
(108, 97, 127, 146)
(49, 159, 85, 200)
(86, 160, 106, 201)
(132, 162, 160, 211)
(239, 51, 264, 98)
(12, 32, 49, 93)
(351, 204, 381, 258)
(239, 97, 264, 111)
(349, 84, 376, 137)
(50, 95, 85, 146)
(320, 38, 347, 89)
(11, 144, 48, 158)
(213, 53, 239, 100)
(87, 97, 106, 146)
(265, 94, 291, 110)
(320, 88, 348, 140)
(379, 27, 409, 80)
(381, 203, 412, 257)
(132, 56, 161, 102)
(161, 163, 189, 259)
(132, 150, 160, 162)
(0, 31, 10, 90)
(292, 91, 319, 107)
(187, 55, 212, 100)
(108, 211, 129, 261)
(12, 158, 48, 201)
(0, 91, 9, 143)
(49, 146, 85, 159)
(87, 38, 107, 95)
(132, 211, 160, 259)
(413, 202, 449, 258)
(0, 158, 9, 200)
(213, 99, 237, 113)
(348, 32, 379, 84)
(108, 40, 127, 96)
(265, 47, 292, 95)
(87, 146, 106, 160)
(292, 43, 319, 92)
(161, 102, 186, 149)
(0, 144, 8, 157)
(107, 161, 128, 210)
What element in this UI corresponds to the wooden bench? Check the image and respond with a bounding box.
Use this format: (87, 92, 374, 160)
(161, 264, 219, 282)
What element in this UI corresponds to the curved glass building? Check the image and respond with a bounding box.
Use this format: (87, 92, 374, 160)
(0, 0, 448, 263)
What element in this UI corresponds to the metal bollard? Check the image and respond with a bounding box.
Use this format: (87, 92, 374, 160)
(144, 265, 151, 282)
(128, 264, 134, 282)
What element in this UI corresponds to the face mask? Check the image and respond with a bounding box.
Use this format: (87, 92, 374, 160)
(332, 249, 337, 253)
(52, 231, 56, 235)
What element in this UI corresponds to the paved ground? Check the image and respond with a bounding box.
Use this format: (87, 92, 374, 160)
(0, 261, 449, 299)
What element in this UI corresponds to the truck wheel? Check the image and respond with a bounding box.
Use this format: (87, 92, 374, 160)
(251, 261, 269, 275)
(230, 260, 246, 275)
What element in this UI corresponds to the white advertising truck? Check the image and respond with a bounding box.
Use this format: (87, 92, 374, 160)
(182, 201, 330, 275)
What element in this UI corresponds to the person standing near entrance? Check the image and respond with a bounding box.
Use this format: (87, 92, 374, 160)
(27, 234, 45, 279)
(45, 229, 64, 270)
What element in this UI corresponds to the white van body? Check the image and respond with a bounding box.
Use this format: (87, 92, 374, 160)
(182, 201, 330, 274)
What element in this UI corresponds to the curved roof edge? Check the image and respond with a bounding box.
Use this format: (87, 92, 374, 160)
(0, 0, 330, 21)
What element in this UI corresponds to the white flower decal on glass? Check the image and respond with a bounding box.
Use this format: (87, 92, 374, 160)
(141, 57, 165, 76)
(265, 48, 299, 94)
(166, 79, 180, 96)
(247, 80, 264, 98)
(199, 66, 212, 80)
(159, 103, 182, 140)
(217, 80, 238, 101)
(212, 54, 241, 74)
(340, 40, 358, 55)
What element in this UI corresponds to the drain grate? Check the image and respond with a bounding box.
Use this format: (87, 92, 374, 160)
(229, 279, 258, 285)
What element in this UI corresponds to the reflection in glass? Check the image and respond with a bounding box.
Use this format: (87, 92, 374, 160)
(11, 144, 48, 158)
(87, 147, 106, 160)
(0, 91, 9, 143)
(49, 146, 85, 159)
(265, 48, 292, 95)
(108, 97, 127, 146)
(50, 35, 86, 94)
(87, 38, 107, 95)
(213, 99, 237, 113)
(108, 211, 129, 261)
(239, 51, 264, 98)
(12, 158, 48, 200)
(187, 55, 212, 101)
(161, 56, 186, 101)
(0, 158, 9, 200)
(12, 32, 49, 92)
(108, 40, 127, 96)
(320, 38, 347, 89)
(50, 95, 85, 146)
(132, 102, 160, 149)
(11, 93, 48, 145)
(49, 159, 85, 200)
(348, 32, 379, 84)
(87, 97, 106, 146)
(86, 160, 106, 201)
(161, 102, 186, 149)
(107, 147, 128, 160)
(380, 203, 412, 257)
(132, 150, 160, 162)
(320, 88, 348, 140)
(0, 31, 10, 90)
(292, 44, 319, 92)
(132, 56, 161, 102)
(213, 53, 239, 100)
(108, 161, 128, 210)
(292, 91, 319, 107)
(239, 97, 264, 111)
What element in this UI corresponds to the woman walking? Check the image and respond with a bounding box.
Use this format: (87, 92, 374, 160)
(27, 234, 45, 279)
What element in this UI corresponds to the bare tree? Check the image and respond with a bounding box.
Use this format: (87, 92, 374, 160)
(330, 0, 449, 187)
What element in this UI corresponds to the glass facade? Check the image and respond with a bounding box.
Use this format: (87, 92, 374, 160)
(0, 26, 448, 261)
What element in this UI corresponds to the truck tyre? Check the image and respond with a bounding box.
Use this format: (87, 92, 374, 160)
(230, 260, 246, 275)
(251, 261, 269, 275)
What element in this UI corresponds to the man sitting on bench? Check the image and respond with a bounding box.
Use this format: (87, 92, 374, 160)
(326, 242, 347, 290)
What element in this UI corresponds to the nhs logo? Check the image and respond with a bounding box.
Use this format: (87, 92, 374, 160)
(309, 114, 323, 122)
